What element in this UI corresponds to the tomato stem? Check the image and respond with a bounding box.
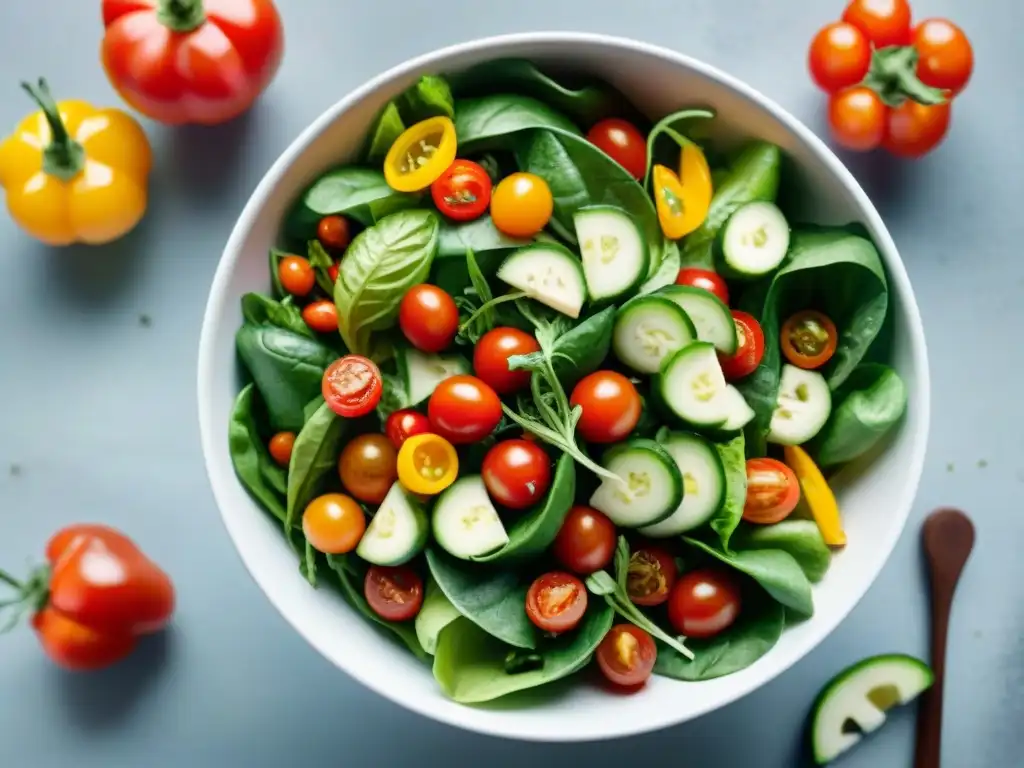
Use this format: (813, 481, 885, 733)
(20, 79, 85, 182)
(157, 0, 207, 32)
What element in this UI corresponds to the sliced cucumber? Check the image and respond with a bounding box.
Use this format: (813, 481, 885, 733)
(398, 347, 471, 406)
(768, 364, 832, 445)
(431, 476, 509, 560)
(356, 481, 428, 566)
(589, 439, 682, 528)
(574, 205, 649, 304)
(612, 295, 697, 374)
(717, 201, 790, 280)
(654, 342, 732, 429)
(497, 243, 587, 318)
(719, 384, 756, 432)
(810, 654, 933, 765)
(657, 285, 737, 355)
(640, 432, 725, 537)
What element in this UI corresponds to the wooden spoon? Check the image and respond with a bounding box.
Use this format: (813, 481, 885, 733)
(914, 508, 975, 768)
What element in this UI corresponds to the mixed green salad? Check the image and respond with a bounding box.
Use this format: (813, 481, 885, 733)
(228, 59, 909, 704)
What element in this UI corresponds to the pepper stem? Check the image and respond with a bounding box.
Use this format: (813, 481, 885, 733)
(20, 78, 85, 182)
(157, 0, 207, 32)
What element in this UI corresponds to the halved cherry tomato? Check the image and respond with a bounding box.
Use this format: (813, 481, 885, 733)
(913, 19, 974, 96)
(396, 433, 459, 495)
(586, 118, 647, 180)
(842, 0, 912, 48)
(596, 625, 657, 687)
(385, 409, 431, 449)
(278, 255, 315, 297)
(553, 506, 617, 575)
(808, 22, 871, 93)
(428, 375, 502, 444)
(317, 215, 351, 251)
(338, 434, 397, 505)
(302, 493, 366, 554)
(302, 300, 339, 333)
(718, 310, 765, 380)
(398, 284, 459, 353)
(525, 572, 587, 633)
(490, 172, 553, 237)
(384, 116, 457, 192)
(668, 568, 742, 639)
(828, 87, 887, 152)
(322, 355, 383, 418)
(626, 546, 678, 607)
(652, 153, 712, 240)
(482, 439, 552, 510)
(569, 371, 641, 444)
(882, 99, 952, 158)
(675, 267, 729, 305)
(780, 310, 838, 370)
(268, 431, 295, 467)
(364, 565, 423, 622)
(431, 159, 492, 222)
(744, 458, 800, 524)
(473, 327, 540, 394)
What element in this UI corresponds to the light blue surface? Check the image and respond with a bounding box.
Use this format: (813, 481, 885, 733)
(0, 1, 1020, 766)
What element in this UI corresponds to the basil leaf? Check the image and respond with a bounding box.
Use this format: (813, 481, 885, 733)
(731, 520, 832, 583)
(415, 576, 463, 655)
(285, 402, 350, 531)
(228, 384, 287, 523)
(241, 292, 314, 339)
(455, 95, 581, 152)
(709, 434, 747, 551)
(398, 75, 455, 122)
(363, 101, 405, 162)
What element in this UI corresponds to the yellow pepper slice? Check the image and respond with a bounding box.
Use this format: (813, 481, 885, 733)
(383, 116, 457, 192)
(783, 445, 846, 547)
(0, 78, 151, 246)
(651, 141, 712, 240)
(397, 433, 458, 495)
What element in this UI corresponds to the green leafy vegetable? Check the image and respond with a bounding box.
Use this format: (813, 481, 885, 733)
(285, 401, 350, 531)
(269, 248, 288, 297)
(364, 102, 405, 162)
(710, 434, 747, 551)
(228, 384, 287, 523)
(641, 108, 715, 188)
(731, 520, 832, 583)
(241, 292, 314, 339)
(509, 306, 617, 387)
(398, 75, 455, 122)
(260, 455, 287, 496)
(301, 538, 318, 586)
(455, 248, 498, 345)
(415, 576, 463, 655)
(307, 240, 336, 296)
(454, 95, 581, 151)
(438, 214, 532, 257)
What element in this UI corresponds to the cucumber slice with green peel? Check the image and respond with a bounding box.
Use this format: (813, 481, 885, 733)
(639, 432, 725, 537)
(719, 384, 756, 432)
(432, 476, 509, 560)
(769, 364, 832, 445)
(612, 295, 697, 374)
(574, 205, 649, 304)
(589, 439, 683, 528)
(717, 200, 790, 280)
(654, 342, 732, 429)
(497, 243, 587, 318)
(398, 347, 471, 406)
(810, 654, 934, 765)
(657, 285, 737, 355)
(356, 482, 429, 566)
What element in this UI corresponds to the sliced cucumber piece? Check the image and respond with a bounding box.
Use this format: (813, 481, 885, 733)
(589, 439, 682, 528)
(654, 342, 732, 429)
(719, 384, 756, 432)
(574, 205, 649, 304)
(717, 201, 790, 280)
(612, 295, 697, 374)
(810, 654, 933, 765)
(657, 285, 737, 355)
(497, 243, 587, 318)
(432, 476, 509, 560)
(398, 347, 471, 406)
(640, 432, 725, 537)
(356, 481, 428, 566)
(769, 364, 832, 445)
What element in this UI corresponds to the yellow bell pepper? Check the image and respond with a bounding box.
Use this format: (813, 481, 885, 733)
(652, 142, 713, 240)
(0, 78, 152, 246)
(397, 433, 458, 495)
(783, 445, 846, 547)
(384, 116, 457, 192)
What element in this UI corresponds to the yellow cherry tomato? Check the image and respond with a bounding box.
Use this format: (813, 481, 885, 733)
(384, 116, 457, 192)
(397, 433, 459, 495)
(0, 78, 151, 246)
(783, 445, 846, 547)
(652, 142, 712, 240)
(490, 172, 553, 237)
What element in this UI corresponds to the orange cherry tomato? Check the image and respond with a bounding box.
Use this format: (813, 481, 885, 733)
(913, 19, 974, 96)
(586, 119, 647, 180)
(808, 22, 872, 93)
(398, 284, 459, 353)
(338, 434, 398, 505)
(278, 255, 315, 297)
(268, 431, 296, 466)
(317, 215, 351, 251)
(431, 159, 492, 222)
(302, 300, 339, 333)
(490, 172, 553, 237)
(302, 493, 366, 554)
(780, 311, 839, 370)
(743, 458, 800, 524)
(364, 565, 423, 622)
(525, 572, 587, 633)
(322, 356, 382, 418)
(842, 0, 912, 48)
(828, 88, 887, 152)
(882, 100, 952, 158)
(596, 625, 657, 688)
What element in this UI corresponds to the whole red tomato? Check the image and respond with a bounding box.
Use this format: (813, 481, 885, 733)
(101, 0, 284, 125)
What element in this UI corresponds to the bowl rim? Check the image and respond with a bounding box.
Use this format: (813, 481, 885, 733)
(197, 31, 931, 741)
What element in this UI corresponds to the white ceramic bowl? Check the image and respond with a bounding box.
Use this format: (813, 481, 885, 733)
(197, 32, 930, 742)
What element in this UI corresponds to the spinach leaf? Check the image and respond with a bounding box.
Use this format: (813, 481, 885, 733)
(438, 215, 532, 257)
(285, 401, 350, 531)
(235, 324, 338, 432)
(334, 209, 440, 356)
(363, 101, 405, 163)
(653, 589, 784, 681)
(710, 434, 747, 551)
(261, 457, 288, 496)
(398, 75, 454, 122)
(425, 547, 537, 649)
(813, 363, 907, 467)
(731, 520, 832, 583)
(415, 576, 463, 655)
(432, 602, 613, 704)
(639, 239, 680, 295)
(307, 240, 337, 296)
(375, 369, 408, 423)
(228, 384, 287, 523)
(241, 292, 314, 338)
(551, 306, 616, 384)
(683, 537, 814, 617)
(454, 95, 580, 152)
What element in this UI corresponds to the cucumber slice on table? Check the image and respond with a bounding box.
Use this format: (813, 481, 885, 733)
(654, 342, 732, 429)
(768, 364, 832, 445)
(497, 243, 587, 318)
(810, 654, 934, 765)
(398, 347, 471, 406)
(432, 475, 509, 559)
(657, 285, 737, 355)
(589, 439, 683, 528)
(612, 295, 697, 374)
(639, 432, 725, 537)
(717, 200, 790, 280)
(574, 205, 649, 304)
(356, 481, 428, 566)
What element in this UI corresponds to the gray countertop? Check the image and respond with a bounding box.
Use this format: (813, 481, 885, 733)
(1, 1, 1020, 765)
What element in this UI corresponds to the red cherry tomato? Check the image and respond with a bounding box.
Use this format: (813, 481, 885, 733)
(718, 310, 765, 380)
(553, 506, 617, 575)
(808, 22, 872, 93)
(473, 327, 540, 395)
(668, 569, 742, 639)
(268, 431, 295, 466)
(327, 262, 339, 283)
(525, 572, 587, 633)
(596, 625, 657, 687)
(398, 284, 459, 353)
(842, 0, 912, 48)
(882, 100, 952, 158)
(744, 458, 801, 524)
(427, 375, 502, 444)
(322, 355, 383, 418)
(586, 119, 648, 180)
(828, 87, 887, 152)
(317, 215, 351, 251)
(302, 300, 339, 333)
(384, 409, 431, 449)
(913, 19, 974, 96)
(364, 565, 423, 622)
(100, 0, 284, 126)
(675, 268, 729, 305)
(570, 371, 642, 444)
(278, 256, 315, 297)
(431, 159, 492, 222)
(626, 545, 678, 607)
(481, 439, 552, 510)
